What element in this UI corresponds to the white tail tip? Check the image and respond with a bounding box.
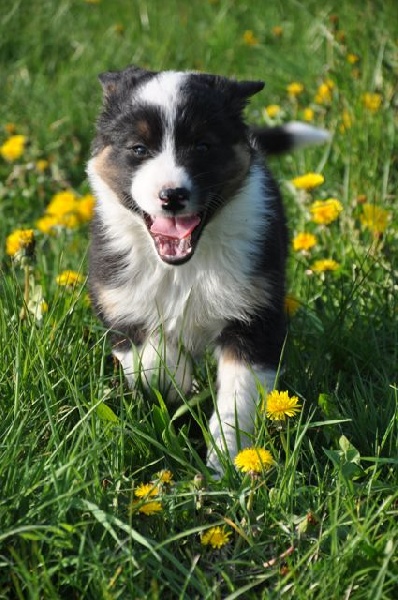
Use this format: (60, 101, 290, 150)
(284, 121, 331, 148)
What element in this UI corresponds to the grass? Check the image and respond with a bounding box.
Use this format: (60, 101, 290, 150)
(0, 0, 397, 598)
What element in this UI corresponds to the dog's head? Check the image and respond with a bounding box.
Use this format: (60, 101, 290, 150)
(88, 66, 264, 265)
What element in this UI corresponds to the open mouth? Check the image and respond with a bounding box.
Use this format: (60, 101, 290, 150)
(144, 213, 202, 264)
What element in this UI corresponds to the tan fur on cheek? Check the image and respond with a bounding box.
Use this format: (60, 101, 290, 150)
(91, 146, 121, 192)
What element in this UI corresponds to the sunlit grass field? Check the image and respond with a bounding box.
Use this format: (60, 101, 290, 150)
(0, 1, 397, 598)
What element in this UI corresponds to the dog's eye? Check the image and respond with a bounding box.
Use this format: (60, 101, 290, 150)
(128, 144, 149, 158)
(195, 141, 210, 152)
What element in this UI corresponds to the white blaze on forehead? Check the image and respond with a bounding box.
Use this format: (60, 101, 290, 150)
(130, 71, 192, 217)
(134, 71, 187, 121)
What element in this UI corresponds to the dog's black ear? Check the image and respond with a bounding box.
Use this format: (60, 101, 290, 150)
(235, 80, 265, 99)
(198, 74, 264, 100)
(98, 66, 155, 98)
(225, 79, 265, 115)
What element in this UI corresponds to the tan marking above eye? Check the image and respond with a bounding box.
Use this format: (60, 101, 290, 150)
(135, 120, 151, 137)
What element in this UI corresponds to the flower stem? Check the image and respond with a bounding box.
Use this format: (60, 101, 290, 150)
(19, 264, 31, 320)
(280, 430, 289, 462)
(247, 478, 255, 512)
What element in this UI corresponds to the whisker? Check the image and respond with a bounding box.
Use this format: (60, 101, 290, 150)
(205, 193, 226, 214)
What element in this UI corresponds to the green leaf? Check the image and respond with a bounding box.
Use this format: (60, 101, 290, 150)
(95, 402, 119, 423)
(19, 531, 42, 541)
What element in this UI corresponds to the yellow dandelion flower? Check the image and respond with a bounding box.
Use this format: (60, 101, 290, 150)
(6, 228, 35, 257)
(0, 134, 27, 162)
(58, 213, 80, 229)
(40, 190, 93, 229)
(271, 25, 283, 37)
(201, 526, 231, 549)
(310, 198, 343, 225)
(56, 270, 84, 286)
(293, 232, 317, 252)
(76, 194, 95, 222)
(302, 107, 314, 122)
(138, 501, 162, 515)
(40, 189, 85, 230)
(347, 53, 359, 64)
(340, 109, 353, 132)
(360, 203, 390, 234)
(36, 214, 60, 235)
(234, 447, 274, 474)
(156, 469, 173, 484)
(35, 159, 49, 172)
(264, 390, 301, 421)
(362, 92, 382, 112)
(284, 294, 300, 317)
(264, 104, 281, 119)
(324, 78, 335, 90)
(287, 82, 304, 97)
(134, 483, 160, 498)
(314, 81, 333, 105)
(46, 190, 78, 217)
(311, 259, 340, 272)
(242, 30, 259, 46)
(291, 172, 324, 191)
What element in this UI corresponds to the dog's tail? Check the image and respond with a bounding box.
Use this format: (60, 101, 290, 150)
(250, 122, 330, 155)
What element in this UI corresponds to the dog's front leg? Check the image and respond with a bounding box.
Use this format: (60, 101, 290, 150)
(113, 334, 192, 400)
(207, 351, 276, 476)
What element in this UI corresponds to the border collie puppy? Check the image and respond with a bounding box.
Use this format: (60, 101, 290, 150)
(87, 66, 328, 475)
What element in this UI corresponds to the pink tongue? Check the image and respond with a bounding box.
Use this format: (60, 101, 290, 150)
(150, 215, 201, 239)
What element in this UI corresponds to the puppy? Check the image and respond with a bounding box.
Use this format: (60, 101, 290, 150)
(87, 66, 328, 475)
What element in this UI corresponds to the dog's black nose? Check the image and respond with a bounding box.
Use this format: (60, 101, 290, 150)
(159, 187, 190, 212)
